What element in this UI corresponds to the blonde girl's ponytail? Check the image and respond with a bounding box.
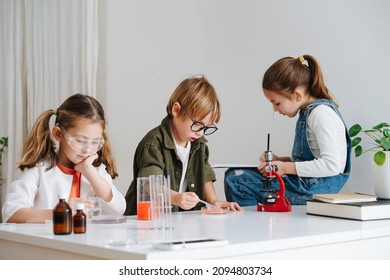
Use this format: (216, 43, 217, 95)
(19, 109, 58, 170)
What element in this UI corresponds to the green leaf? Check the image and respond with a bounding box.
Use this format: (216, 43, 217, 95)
(354, 145, 362, 157)
(348, 124, 362, 137)
(0, 137, 8, 147)
(373, 122, 390, 130)
(381, 138, 390, 150)
(351, 137, 362, 147)
(374, 151, 386, 166)
(383, 128, 390, 138)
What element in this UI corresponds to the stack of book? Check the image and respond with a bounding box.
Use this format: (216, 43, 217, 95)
(306, 192, 390, 221)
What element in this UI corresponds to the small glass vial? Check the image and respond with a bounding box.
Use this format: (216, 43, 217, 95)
(73, 203, 87, 234)
(53, 193, 72, 235)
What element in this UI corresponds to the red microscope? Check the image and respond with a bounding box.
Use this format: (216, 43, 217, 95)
(257, 134, 291, 212)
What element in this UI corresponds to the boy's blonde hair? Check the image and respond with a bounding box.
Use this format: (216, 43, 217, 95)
(166, 75, 221, 123)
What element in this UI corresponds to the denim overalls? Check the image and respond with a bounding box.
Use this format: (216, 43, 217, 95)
(224, 99, 352, 206)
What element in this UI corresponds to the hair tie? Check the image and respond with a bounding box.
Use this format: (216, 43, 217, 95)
(298, 56, 309, 67)
(53, 109, 57, 115)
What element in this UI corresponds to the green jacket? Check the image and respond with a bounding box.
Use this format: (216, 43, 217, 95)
(124, 115, 216, 215)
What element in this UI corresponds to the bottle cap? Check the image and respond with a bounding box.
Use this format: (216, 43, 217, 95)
(76, 204, 85, 210)
(58, 193, 67, 200)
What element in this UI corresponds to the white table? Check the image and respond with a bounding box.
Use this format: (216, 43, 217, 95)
(1, 206, 390, 259)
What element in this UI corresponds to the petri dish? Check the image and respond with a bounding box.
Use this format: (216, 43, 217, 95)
(200, 206, 230, 215)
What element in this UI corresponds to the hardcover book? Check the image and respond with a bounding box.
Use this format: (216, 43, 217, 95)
(306, 199, 390, 221)
(312, 192, 377, 204)
(211, 163, 258, 168)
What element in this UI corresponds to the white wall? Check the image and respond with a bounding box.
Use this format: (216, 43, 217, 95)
(97, 0, 390, 199)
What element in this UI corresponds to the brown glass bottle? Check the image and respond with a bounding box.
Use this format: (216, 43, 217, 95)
(53, 193, 72, 235)
(73, 204, 87, 234)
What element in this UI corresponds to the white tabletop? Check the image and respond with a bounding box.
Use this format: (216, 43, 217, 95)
(1, 205, 390, 259)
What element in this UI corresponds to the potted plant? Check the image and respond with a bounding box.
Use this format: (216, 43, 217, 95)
(1, 136, 8, 223)
(0, 136, 8, 184)
(349, 123, 390, 198)
(349, 123, 390, 165)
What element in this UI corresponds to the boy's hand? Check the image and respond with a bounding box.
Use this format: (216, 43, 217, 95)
(214, 200, 243, 211)
(173, 192, 199, 210)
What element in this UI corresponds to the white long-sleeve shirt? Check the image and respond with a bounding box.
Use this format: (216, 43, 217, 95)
(2, 161, 126, 222)
(295, 105, 347, 178)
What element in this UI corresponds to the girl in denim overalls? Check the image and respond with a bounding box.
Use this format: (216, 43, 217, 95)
(224, 55, 352, 206)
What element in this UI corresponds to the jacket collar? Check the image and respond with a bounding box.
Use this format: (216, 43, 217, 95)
(160, 115, 208, 151)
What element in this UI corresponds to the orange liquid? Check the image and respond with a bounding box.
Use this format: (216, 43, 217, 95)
(137, 201, 151, 220)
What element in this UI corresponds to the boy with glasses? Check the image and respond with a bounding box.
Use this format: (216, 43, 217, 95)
(124, 75, 242, 215)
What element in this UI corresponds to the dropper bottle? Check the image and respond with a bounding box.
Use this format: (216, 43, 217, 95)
(73, 203, 87, 234)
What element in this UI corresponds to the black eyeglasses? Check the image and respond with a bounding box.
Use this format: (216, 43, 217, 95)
(181, 106, 218, 136)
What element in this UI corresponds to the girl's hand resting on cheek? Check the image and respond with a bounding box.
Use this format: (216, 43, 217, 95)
(74, 153, 98, 174)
